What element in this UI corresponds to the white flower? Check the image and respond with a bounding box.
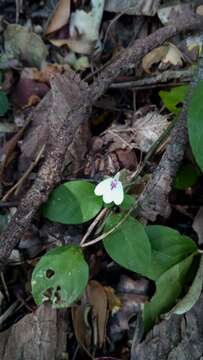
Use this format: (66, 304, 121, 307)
(94, 174, 124, 205)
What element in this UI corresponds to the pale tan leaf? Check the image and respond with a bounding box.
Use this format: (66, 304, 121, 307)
(162, 43, 183, 66)
(196, 5, 203, 16)
(132, 111, 169, 152)
(142, 46, 168, 73)
(46, 0, 70, 35)
(50, 38, 94, 54)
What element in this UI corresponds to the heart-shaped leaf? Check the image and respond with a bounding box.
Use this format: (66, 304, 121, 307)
(146, 225, 197, 280)
(143, 254, 194, 332)
(103, 214, 151, 276)
(31, 245, 89, 308)
(169, 254, 203, 315)
(42, 180, 103, 224)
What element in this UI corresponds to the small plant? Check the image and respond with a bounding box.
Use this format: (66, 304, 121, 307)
(32, 171, 202, 331)
(31, 80, 203, 331)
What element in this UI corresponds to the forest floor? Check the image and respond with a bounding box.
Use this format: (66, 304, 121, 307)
(0, 1, 203, 359)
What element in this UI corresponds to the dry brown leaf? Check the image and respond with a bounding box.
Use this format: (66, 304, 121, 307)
(26, 94, 41, 108)
(46, 0, 71, 35)
(142, 46, 168, 73)
(86, 280, 108, 348)
(162, 43, 184, 66)
(32, 64, 70, 83)
(71, 280, 108, 351)
(71, 305, 92, 350)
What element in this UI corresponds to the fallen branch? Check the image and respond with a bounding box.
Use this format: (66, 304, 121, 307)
(137, 107, 188, 221)
(0, 11, 203, 263)
(110, 68, 193, 90)
(137, 50, 203, 221)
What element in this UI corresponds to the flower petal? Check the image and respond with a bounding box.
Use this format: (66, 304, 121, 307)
(103, 188, 114, 204)
(94, 178, 112, 196)
(112, 181, 124, 205)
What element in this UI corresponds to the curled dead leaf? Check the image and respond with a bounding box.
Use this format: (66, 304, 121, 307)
(142, 46, 168, 73)
(26, 95, 41, 108)
(142, 43, 184, 73)
(71, 280, 108, 352)
(162, 43, 184, 66)
(46, 0, 71, 35)
(86, 280, 108, 348)
(196, 5, 203, 16)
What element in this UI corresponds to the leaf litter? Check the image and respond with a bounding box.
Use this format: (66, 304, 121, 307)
(0, 1, 203, 359)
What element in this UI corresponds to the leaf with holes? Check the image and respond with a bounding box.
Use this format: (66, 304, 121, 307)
(42, 180, 103, 224)
(31, 245, 89, 308)
(159, 85, 188, 114)
(174, 163, 200, 190)
(103, 214, 151, 276)
(188, 80, 203, 171)
(145, 225, 197, 280)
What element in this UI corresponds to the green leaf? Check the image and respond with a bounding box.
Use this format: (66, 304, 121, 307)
(146, 225, 197, 280)
(174, 163, 200, 190)
(42, 180, 103, 224)
(0, 91, 9, 116)
(103, 214, 151, 276)
(0, 213, 8, 233)
(159, 85, 188, 114)
(31, 245, 89, 308)
(120, 194, 136, 210)
(188, 80, 203, 171)
(143, 255, 194, 332)
(169, 254, 203, 315)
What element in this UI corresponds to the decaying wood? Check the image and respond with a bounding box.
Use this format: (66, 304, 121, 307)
(0, 304, 67, 360)
(137, 106, 188, 221)
(131, 294, 203, 360)
(0, 11, 203, 263)
(137, 51, 203, 221)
